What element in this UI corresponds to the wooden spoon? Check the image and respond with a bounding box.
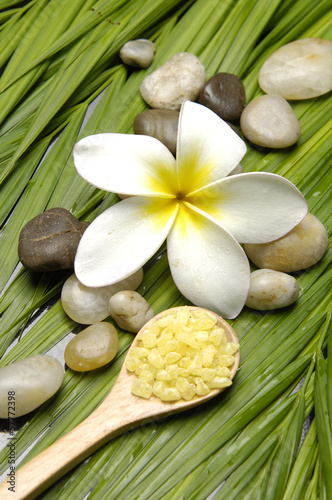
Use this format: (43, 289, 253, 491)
(0, 306, 240, 500)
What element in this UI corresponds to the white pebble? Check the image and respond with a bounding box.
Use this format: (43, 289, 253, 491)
(259, 38, 332, 99)
(120, 39, 155, 68)
(245, 269, 299, 310)
(61, 268, 143, 324)
(140, 52, 206, 110)
(108, 290, 154, 333)
(240, 94, 300, 148)
(244, 213, 328, 272)
(0, 355, 64, 418)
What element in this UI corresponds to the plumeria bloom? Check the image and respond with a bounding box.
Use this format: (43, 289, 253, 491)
(73, 101, 307, 319)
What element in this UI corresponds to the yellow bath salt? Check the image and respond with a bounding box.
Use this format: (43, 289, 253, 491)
(126, 306, 239, 401)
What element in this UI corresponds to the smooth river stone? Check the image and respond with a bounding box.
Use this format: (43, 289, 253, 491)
(245, 269, 299, 310)
(198, 73, 245, 122)
(134, 109, 179, 155)
(240, 94, 300, 148)
(140, 52, 206, 110)
(119, 39, 155, 68)
(64, 322, 119, 371)
(108, 290, 154, 333)
(0, 355, 64, 418)
(259, 38, 332, 99)
(61, 268, 143, 324)
(244, 213, 328, 272)
(18, 208, 89, 271)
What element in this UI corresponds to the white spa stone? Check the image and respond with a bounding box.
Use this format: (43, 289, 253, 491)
(244, 213, 328, 272)
(108, 290, 154, 333)
(240, 94, 300, 148)
(245, 269, 299, 310)
(61, 268, 143, 324)
(258, 38, 332, 99)
(140, 52, 206, 110)
(120, 39, 155, 68)
(0, 355, 64, 418)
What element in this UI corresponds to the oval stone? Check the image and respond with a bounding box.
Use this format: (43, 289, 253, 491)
(108, 290, 154, 333)
(240, 94, 300, 148)
(259, 38, 332, 99)
(245, 269, 299, 310)
(18, 208, 89, 271)
(244, 213, 328, 272)
(119, 39, 155, 68)
(61, 268, 144, 324)
(64, 322, 119, 371)
(140, 52, 206, 110)
(198, 73, 245, 122)
(134, 109, 179, 155)
(0, 355, 64, 418)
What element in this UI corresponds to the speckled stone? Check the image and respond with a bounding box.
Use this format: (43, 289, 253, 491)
(198, 73, 245, 122)
(64, 322, 119, 372)
(244, 212, 328, 272)
(259, 38, 332, 99)
(120, 39, 155, 68)
(0, 355, 64, 418)
(134, 109, 179, 155)
(18, 208, 89, 271)
(140, 52, 206, 110)
(240, 94, 300, 148)
(245, 269, 299, 310)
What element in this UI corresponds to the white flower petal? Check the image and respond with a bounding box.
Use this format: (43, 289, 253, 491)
(167, 204, 250, 319)
(73, 133, 177, 197)
(75, 197, 178, 287)
(176, 101, 246, 194)
(188, 172, 308, 243)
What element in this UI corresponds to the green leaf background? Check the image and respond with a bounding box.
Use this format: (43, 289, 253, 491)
(0, 0, 331, 498)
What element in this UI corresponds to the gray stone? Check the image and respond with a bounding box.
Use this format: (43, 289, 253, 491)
(240, 94, 300, 148)
(18, 208, 89, 271)
(244, 212, 328, 272)
(134, 109, 179, 155)
(198, 73, 245, 122)
(245, 269, 299, 310)
(120, 39, 155, 68)
(140, 52, 206, 110)
(259, 38, 332, 99)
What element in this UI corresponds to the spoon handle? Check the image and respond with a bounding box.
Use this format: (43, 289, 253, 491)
(0, 377, 147, 500)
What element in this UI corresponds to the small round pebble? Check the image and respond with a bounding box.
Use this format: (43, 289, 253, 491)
(61, 268, 143, 324)
(244, 213, 328, 272)
(140, 52, 206, 110)
(108, 290, 154, 333)
(0, 355, 64, 418)
(64, 322, 119, 372)
(198, 73, 245, 122)
(245, 269, 299, 310)
(134, 109, 179, 155)
(119, 39, 155, 68)
(240, 94, 300, 148)
(259, 38, 332, 99)
(18, 208, 89, 271)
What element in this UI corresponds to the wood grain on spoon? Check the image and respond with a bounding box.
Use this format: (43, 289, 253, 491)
(0, 306, 240, 500)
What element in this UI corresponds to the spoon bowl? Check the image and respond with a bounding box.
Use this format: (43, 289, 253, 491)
(0, 306, 239, 499)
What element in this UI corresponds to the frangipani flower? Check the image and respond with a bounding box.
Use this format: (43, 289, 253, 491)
(73, 101, 307, 318)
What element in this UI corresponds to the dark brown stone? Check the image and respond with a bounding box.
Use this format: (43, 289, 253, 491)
(18, 208, 89, 271)
(198, 73, 245, 122)
(134, 109, 179, 155)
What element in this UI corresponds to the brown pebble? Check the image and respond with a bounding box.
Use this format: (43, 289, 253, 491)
(244, 213, 328, 272)
(198, 73, 245, 122)
(18, 208, 89, 271)
(134, 109, 179, 155)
